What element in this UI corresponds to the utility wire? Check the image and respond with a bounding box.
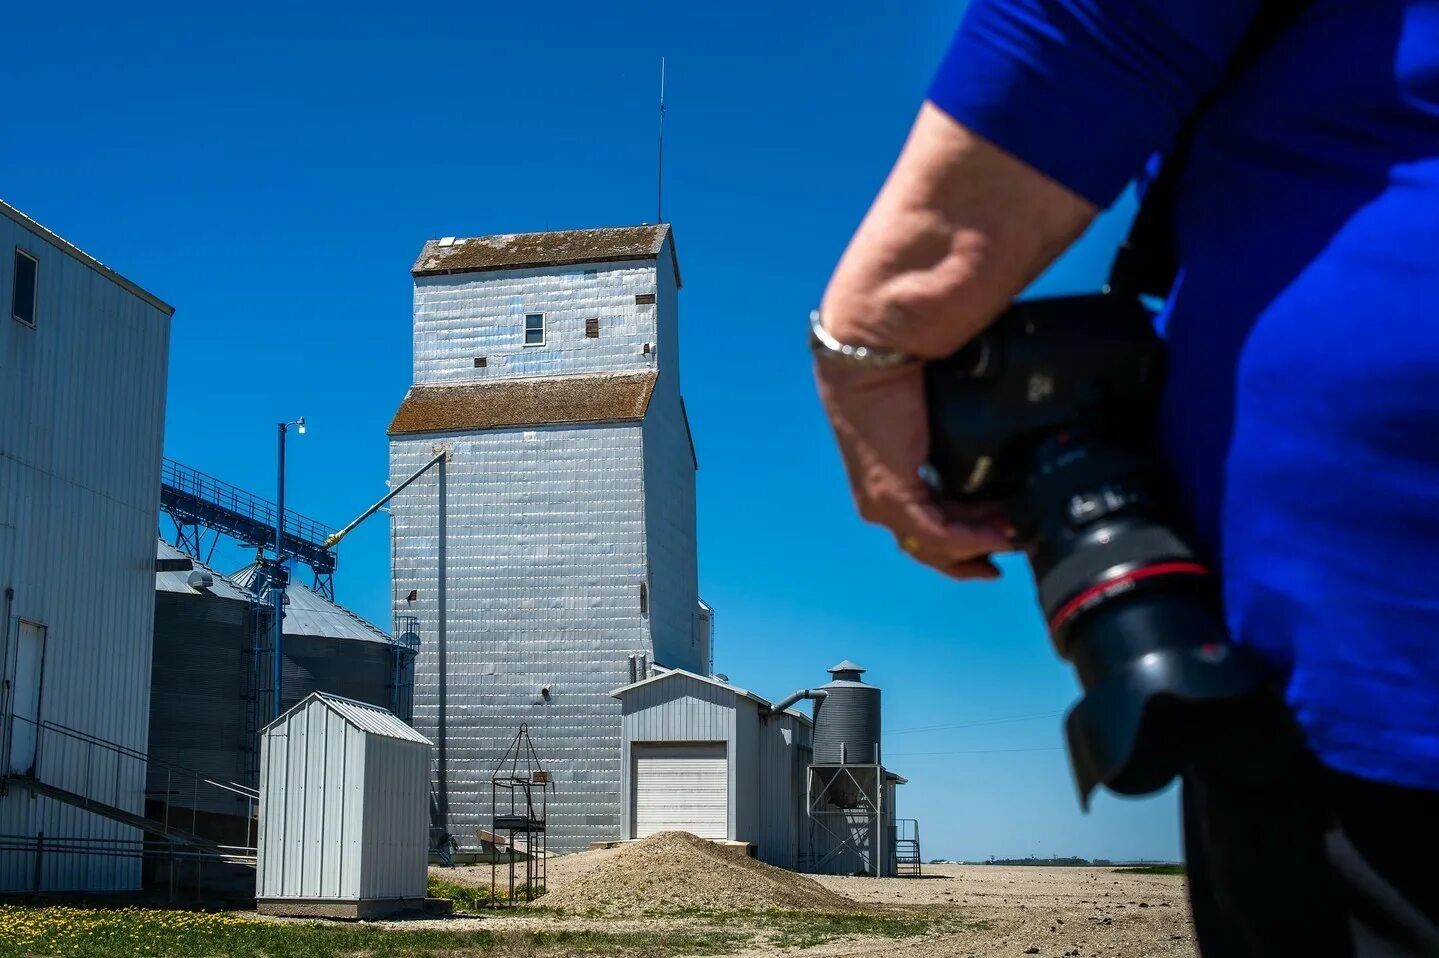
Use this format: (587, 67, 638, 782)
(885, 710, 1063, 736)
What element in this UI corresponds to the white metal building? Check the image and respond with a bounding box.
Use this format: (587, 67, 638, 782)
(0, 200, 173, 892)
(612, 668, 813, 870)
(388, 226, 706, 853)
(256, 693, 431, 918)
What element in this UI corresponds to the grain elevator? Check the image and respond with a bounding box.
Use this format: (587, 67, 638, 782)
(387, 225, 706, 853)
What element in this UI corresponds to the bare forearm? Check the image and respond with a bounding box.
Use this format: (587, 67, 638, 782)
(821, 103, 1098, 358)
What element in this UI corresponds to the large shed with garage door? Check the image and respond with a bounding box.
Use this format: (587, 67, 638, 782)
(611, 668, 812, 869)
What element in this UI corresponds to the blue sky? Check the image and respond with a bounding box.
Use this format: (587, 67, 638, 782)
(5, 0, 1177, 861)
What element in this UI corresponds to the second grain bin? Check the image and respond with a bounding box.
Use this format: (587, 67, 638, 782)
(811, 661, 882, 766)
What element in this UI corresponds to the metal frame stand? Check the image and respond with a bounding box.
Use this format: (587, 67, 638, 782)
(488, 724, 551, 906)
(805, 763, 885, 877)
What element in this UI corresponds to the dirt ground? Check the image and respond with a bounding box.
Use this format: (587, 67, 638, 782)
(417, 848, 1196, 957)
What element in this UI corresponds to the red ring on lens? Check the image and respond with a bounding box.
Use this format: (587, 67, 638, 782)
(1048, 561, 1210, 633)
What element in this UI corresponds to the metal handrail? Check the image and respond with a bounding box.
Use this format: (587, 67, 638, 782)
(25, 716, 258, 800)
(162, 458, 334, 547)
(11, 714, 259, 852)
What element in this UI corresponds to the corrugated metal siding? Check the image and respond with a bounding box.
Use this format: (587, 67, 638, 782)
(641, 239, 701, 674)
(615, 673, 809, 868)
(393, 421, 647, 852)
(412, 261, 659, 383)
(257, 701, 366, 900)
(0, 212, 171, 892)
(282, 635, 393, 714)
(257, 696, 428, 902)
(617, 674, 739, 841)
(359, 735, 429, 900)
(755, 713, 804, 870)
(148, 591, 252, 817)
(392, 251, 698, 854)
(732, 702, 759, 844)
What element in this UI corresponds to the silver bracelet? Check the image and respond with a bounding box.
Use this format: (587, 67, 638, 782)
(808, 310, 918, 368)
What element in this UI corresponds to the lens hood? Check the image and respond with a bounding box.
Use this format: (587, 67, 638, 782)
(1066, 640, 1267, 807)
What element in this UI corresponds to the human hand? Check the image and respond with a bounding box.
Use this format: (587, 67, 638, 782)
(814, 104, 1095, 579)
(814, 348, 1012, 580)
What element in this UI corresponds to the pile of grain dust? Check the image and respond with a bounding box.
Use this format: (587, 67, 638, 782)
(536, 831, 858, 915)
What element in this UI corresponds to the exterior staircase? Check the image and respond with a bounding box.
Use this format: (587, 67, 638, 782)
(895, 819, 923, 878)
(4, 714, 259, 867)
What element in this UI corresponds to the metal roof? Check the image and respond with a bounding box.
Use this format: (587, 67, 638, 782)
(388, 371, 657, 437)
(2, 198, 174, 315)
(155, 539, 254, 603)
(412, 224, 680, 286)
(829, 660, 866, 674)
(230, 564, 392, 646)
(267, 692, 431, 744)
(610, 667, 814, 726)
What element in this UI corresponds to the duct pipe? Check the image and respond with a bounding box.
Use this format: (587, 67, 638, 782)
(767, 688, 827, 716)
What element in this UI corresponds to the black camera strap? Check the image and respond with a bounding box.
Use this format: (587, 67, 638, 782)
(1106, 0, 1310, 300)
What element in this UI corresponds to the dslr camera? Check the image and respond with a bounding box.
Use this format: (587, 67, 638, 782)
(925, 292, 1266, 806)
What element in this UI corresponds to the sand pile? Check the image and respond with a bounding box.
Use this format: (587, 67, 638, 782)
(537, 831, 858, 915)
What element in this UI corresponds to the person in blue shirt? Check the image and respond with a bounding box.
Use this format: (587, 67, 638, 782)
(813, 2, 1439, 955)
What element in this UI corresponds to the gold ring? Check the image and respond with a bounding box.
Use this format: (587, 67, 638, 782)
(899, 535, 921, 554)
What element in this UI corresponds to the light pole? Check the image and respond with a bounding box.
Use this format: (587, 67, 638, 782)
(274, 417, 305, 720)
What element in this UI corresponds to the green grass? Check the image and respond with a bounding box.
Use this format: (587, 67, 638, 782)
(427, 874, 548, 911)
(0, 905, 747, 958)
(1113, 864, 1186, 876)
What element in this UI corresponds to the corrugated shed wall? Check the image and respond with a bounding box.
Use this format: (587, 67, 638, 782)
(412, 262, 658, 383)
(732, 701, 760, 845)
(0, 213, 171, 893)
(615, 675, 810, 869)
(257, 701, 367, 900)
(756, 713, 805, 870)
(617, 674, 738, 840)
(359, 735, 429, 901)
(641, 237, 702, 674)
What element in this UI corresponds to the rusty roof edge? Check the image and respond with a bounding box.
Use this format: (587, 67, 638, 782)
(1, 198, 176, 316)
(386, 371, 658, 437)
(411, 250, 659, 278)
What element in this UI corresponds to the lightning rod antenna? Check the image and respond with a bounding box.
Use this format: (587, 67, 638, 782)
(657, 56, 666, 224)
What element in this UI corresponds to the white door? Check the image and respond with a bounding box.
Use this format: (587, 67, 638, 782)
(8, 621, 45, 775)
(633, 743, 728, 840)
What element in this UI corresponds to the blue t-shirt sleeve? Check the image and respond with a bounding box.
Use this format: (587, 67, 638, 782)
(928, 0, 1264, 206)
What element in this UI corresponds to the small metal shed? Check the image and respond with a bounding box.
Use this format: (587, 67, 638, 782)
(255, 693, 431, 918)
(611, 668, 812, 869)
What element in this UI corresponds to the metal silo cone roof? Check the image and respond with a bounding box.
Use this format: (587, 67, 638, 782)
(231, 564, 392, 645)
(155, 539, 253, 603)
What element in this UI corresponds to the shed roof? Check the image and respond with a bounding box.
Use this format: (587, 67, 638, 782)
(230, 564, 392, 646)
(2, 198, 174, 315)
(266, 692, 431, 744)
(155, 539, 253, 603)
(412, 224, 679, 287)
(610, 668, 814, 726)
(388, 371, 657, 436)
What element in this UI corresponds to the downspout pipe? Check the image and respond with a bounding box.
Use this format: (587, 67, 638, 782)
(767, 688, 826, 716)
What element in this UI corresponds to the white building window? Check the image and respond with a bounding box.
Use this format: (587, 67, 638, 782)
(524, 313, 545, 346)
(12, 248, 37, 327)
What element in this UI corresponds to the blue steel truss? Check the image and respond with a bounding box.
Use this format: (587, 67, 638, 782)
(160, 458, 339, 598)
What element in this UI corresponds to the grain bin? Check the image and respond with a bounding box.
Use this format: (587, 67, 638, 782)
(811, 661, 881, 766)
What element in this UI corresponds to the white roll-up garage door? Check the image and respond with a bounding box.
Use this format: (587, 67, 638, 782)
(633, 743, 728, 839)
